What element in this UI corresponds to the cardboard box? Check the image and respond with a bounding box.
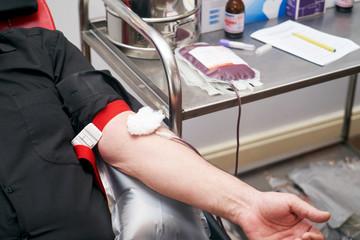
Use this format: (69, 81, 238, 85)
(201, 0, 287, 33)
(286, 0, 325, 20)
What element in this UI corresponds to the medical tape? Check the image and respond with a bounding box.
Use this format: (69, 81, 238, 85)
(72, 100, 131, 193)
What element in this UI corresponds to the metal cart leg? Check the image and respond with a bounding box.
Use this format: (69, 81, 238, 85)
(79, 0, 91, 62)
(342, 73, 358, 141)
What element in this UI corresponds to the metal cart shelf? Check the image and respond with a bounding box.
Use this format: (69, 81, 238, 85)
(79, 0, 359, 160)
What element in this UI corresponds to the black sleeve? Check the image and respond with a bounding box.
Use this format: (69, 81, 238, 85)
(56, 70, 142, 131)
(44, 30, 141, 131)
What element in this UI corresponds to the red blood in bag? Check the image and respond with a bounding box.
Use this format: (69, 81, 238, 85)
(179, 44, 255, 81)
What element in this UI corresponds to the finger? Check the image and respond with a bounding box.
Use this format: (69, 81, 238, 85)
(288, 195, 331, 223)
(301, 229, 324, 240)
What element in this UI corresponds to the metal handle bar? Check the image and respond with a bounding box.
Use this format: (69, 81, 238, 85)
(80, 0, 183, 135)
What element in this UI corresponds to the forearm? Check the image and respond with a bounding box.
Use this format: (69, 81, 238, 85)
(97, 111, 259, 224)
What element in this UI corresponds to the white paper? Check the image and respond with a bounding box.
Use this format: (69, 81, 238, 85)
(250, 20, 360, 66)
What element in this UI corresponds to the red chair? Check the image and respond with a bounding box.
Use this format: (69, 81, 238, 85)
(0, 0, 55, 31)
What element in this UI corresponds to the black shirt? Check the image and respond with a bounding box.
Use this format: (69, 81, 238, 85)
(0, 27, 140, 239)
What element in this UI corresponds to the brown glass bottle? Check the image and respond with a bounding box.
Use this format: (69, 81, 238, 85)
(224, 0, 245, 39)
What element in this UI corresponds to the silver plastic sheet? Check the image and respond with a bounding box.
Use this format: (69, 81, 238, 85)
(98, 160, 210, 240)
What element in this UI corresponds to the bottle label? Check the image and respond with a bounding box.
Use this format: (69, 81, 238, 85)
(224, 12, 245, 34)
(336, 0, 354, 7)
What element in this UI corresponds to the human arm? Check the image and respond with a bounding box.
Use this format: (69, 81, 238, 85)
(97, 110, 330, 240)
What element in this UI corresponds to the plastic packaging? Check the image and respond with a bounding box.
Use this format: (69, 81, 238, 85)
(288, 159, 360, 238)
(265, 173, 344, 240)
(98, 160, 210, 240)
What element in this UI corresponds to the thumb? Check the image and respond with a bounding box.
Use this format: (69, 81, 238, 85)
(289, 196, 331, 223)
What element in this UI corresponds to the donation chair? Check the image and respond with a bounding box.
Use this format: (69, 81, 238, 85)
(0, 0, 55, 31)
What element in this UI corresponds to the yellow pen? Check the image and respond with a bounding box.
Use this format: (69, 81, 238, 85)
(293, 32, 336, 52)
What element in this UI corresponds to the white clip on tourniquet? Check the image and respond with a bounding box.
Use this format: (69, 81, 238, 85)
(71, 123, 102, 149)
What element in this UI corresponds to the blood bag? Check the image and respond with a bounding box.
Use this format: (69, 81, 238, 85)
(175, 43, 262, 95)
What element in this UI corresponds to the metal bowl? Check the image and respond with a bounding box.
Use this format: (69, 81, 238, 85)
(105, 0, 200, 59)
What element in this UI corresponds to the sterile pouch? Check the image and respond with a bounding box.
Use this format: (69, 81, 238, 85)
(289, 160, 360, 230)
(265, 174, 343, 240)
(175, 43, 262, 95)
(98, 159, 210, 240)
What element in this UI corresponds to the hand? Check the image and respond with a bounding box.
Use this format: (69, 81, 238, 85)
(237, 191, 330, 240)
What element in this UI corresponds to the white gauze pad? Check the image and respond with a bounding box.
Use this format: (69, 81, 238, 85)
(127, 106, 165, 135)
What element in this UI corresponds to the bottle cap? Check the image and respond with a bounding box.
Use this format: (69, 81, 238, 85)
(255, 44, 272, 55)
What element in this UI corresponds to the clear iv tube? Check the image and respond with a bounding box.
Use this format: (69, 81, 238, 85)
(230, 82, 242, 176)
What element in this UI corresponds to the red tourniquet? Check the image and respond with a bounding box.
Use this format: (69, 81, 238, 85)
(73, 100, 132, 194)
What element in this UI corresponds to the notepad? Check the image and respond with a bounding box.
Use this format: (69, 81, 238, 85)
(250, 20, 360, 66)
